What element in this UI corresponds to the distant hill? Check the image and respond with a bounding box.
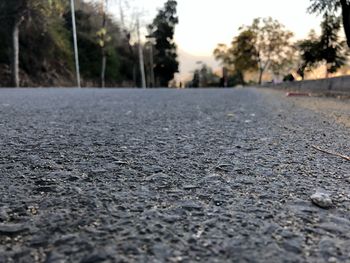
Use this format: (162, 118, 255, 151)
(177, 49, 220, 82)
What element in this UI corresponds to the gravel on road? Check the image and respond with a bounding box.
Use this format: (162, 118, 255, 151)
(0, 88, 349, 263)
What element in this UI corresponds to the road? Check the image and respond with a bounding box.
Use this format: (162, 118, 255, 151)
(0, 88, 349, 262)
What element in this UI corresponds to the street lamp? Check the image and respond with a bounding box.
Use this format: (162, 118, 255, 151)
(137, 18, 146, 89)
(70, 0, 81, 88)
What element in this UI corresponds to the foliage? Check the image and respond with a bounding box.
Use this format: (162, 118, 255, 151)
(309, 0, 350, 47)
(297, 14, 348, 78)
(213, 44, 235, 71)
(215, 17, 294, 84)
(213, 30, 258, 85)
(0, 0, 137, 86)
(231, 30, 259, 76)
(241, 17, 294, 84)
(0, 0, 74, 86)
(308, 0, 340, 14)
(296, 31, 320, 78)
(149, 0, 179, 87)
(319, 14, 348, 74)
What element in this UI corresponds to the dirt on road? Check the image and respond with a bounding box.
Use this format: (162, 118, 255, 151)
(261, 88, 350, 128)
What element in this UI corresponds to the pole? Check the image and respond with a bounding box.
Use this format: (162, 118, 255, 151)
(137, 18, 146, 89)
(100, 0, 108, 88)
(149, 43, 155, 87)
(146, 28, 155, 88)
(11, 22, 20, 87)
(70, 0, 81, 88)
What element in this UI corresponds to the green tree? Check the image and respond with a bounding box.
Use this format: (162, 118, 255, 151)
(0, 0, 72, 87)
(243, 17, 294, 84)
(319, 14, 348, 77)
(64, 3, 130, 86)
(149, 0, 179, 87)
(1, 0, 29, 87)
(216, 18, 294, 84)
(309, 0, 350, 47)
(231, 29, 259, 84)
(214, 30, 258, 85)
(296, 31, 320, 79)
(297, 15, 348, 78)
(213, 43, 234, 71)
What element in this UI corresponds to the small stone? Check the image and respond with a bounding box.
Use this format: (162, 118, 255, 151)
(311, 192, 333, 209)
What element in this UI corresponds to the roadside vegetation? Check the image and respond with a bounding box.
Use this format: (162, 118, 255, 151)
(0, 0, 179, 87)
(188, 0, 350, 87)
(1, 0, 350, 88)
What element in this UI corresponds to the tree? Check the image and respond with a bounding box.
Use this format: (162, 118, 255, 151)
(242, 18, 294, 84)
(1, 0, 28, 87)
(189, 62, 220, 87)
(0, 0, 138, 87)
(191, 70, 200, 88)
(64, 0, 136, 86)
(309, 0, 350, 48)
(213, 43, 234, 71)
(149, 0, 179, 87)
(319, 14, 348, 77)
(297, 15, 348, 78)
(231, 29, 259, 84)
(296, 31, 320, 79)
(0, 0, 73, 87)
(213, 30, 258, 85)
(216, 18, 294, 84)
(97, 0, 111, 88)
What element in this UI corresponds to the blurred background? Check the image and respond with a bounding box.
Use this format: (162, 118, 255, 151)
(0, 0, 349, 88)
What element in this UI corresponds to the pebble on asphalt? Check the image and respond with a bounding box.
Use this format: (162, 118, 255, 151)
(310, 192, 333, 209)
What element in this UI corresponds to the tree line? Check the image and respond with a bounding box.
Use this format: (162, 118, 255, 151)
(188, 0, 350, 87)
(0, 0, 179, 87)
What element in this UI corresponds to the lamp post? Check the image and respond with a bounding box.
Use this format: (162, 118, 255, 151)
(137, 18, 146, 89)
(70, 0, 81, 88)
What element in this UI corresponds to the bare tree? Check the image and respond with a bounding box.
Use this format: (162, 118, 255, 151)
(6, 0, 28, 87)
(97, 0, 109, 88)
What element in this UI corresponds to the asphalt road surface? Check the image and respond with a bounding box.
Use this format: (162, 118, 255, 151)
(0, 88, 349, 263)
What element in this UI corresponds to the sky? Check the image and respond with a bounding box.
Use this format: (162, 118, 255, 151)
(106, 0, 323, 80)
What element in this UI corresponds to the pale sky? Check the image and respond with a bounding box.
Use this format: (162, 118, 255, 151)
(106, 0, 322, 79)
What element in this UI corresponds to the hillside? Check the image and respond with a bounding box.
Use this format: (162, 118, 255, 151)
(0, 0, 137, 87)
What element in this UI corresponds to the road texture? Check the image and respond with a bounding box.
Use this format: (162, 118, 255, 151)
(0, 88, 349, 263)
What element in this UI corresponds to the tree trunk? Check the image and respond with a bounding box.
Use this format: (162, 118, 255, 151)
(11, 21, 20, 87)
(238, 71, 245, 85)
(258, 69, 263, 85)
(100, 0, 108, 88)
(101, 53, 106, 88)
(340, 0, 350, 48)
